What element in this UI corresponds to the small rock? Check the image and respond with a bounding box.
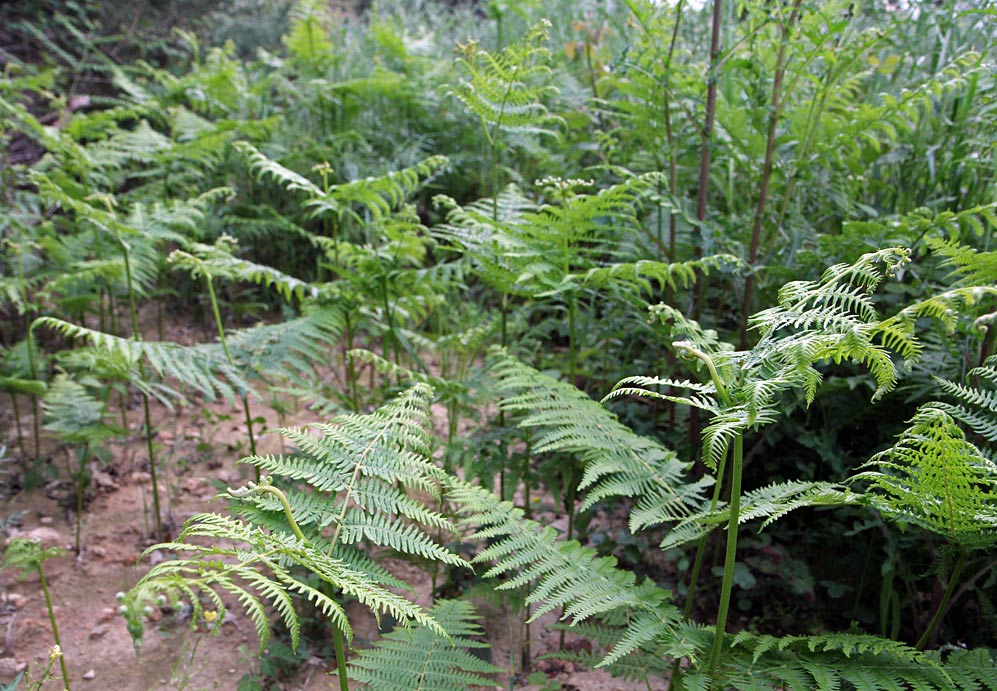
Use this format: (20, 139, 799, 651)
(89, 624, 108, 639)
(17, 527, 63, 548)
(181, 477, 207, 494)
(39, 516, 54, 525)
(93, 471, 116, 489)
(147, 550, 165, 567)
(0, 658, 20, 676)
(83, 669, 95, 680)
(3, 593, 26, 609)
(97, 608, 117, 624)
(90, 546, 107, 558)
(146, 607, 163, 623)
(228, 668, 236, 675)
(130, 471, 151, 483)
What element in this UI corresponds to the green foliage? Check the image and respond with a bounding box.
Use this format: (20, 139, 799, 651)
(128, 385, 465, 653)
(349, 599, 502, 690)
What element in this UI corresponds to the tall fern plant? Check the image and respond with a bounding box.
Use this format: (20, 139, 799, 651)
(126, 384, 469, 690)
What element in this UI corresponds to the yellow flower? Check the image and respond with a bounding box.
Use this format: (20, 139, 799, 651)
(49, 645, 62, 661)
(203, 610, 218, 623)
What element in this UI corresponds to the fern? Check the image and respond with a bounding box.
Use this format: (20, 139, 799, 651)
(349, 599, 502, 690)
(450, 480, 679, 660)
(489, 349, 711, 531)
(444, 21, 563, 146)
(129, 385, 463, 654)
(854, 403, 997, 550)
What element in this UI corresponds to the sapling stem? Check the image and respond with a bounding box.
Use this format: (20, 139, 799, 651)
(119, 236, 164, 540)
(706, 433, 743, 687)
(38, 561, 71, 690)
(204, 273, 259, 480)
(915, 550, 968, 650)
(18, 251, 41, 459)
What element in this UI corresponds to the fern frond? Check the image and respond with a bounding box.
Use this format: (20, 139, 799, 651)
(854, 405, 997, 549)
(490, 349, 708, 529)
(444, 21, 563, 142)
(349, 599, 503, 691)
(451, 480, 678, 634)
(42, 374, 123, 445)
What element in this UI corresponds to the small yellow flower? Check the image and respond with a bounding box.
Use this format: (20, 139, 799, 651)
(203, 610, 218, 623)
(49, 645, 62, 661)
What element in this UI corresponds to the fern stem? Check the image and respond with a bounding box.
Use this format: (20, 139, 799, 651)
(19, 254, 41, 460)
(915, 550, 967, 650)
(120, 237, 164, 540)
(669, 446, 728, 691)
(706, 432, 743, 688)
(204, 273, 259, 475)
(74, 443, 92, 555)
(10, 393, 25, 460)
(38, 562, 71, 691)
(332, 624, 349, 691)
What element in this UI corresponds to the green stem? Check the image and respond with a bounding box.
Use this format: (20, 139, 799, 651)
(915, 551, 968, 650)
(668, 448, 728, 691)
(75, 443, 92, 555)
(120, 238, 163, 540)
(706, 433, 743, 688)
(38, 564, 71, 691)
(333, 624, 349, 691)
(205, 274, 259, 477)
(19, 256, 41, 459)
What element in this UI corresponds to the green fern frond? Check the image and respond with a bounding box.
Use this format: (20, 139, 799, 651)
(234, 384, 465, 568)
(490, 349, 708, 529)
(32, 317, 238, 403)
(169, 237, 317, 303)
(579, 254, 743, 295)
(42, 374, 123, 445)
(659, 480, 861, 551)
(854, 406, 997, 549)
(451, 480, 678, 632)
(349, 599, 503, 691)
(444, 21, 563, 144)
(132, 388, 458, 653)
(927, 231, 997, 286)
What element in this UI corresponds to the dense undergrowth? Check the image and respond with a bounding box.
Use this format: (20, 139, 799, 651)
(1, 0, 996, 689)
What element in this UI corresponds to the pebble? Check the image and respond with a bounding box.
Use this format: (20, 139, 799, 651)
(3, 593, 25, 609)
(19, 527, 63, 548)
(90, 546, 107, 558)
(147, 550, 166, 566)
(0, 658, 20, 676)
(39, 516, 54, 525)
(89, 624, 109, 639)
(97, 608, 117, 624)
(83, 669, 95, 680)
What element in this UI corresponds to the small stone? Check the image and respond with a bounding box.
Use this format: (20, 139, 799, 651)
(90, 546, 107, 558)
(97, 608, 117, 624)
(89, 624, 108, 639)
(0, 658, 20, 676)
(147, 550, 165, 567)
(130, 471, 151, 483)
(15, 527, 63, 548)
(228, 668, 236, 675)
(83, 669, 96, 680)
(93, 471, 116, 489)
(39, 516, 54, 525)
(3, 593, 26, 609)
